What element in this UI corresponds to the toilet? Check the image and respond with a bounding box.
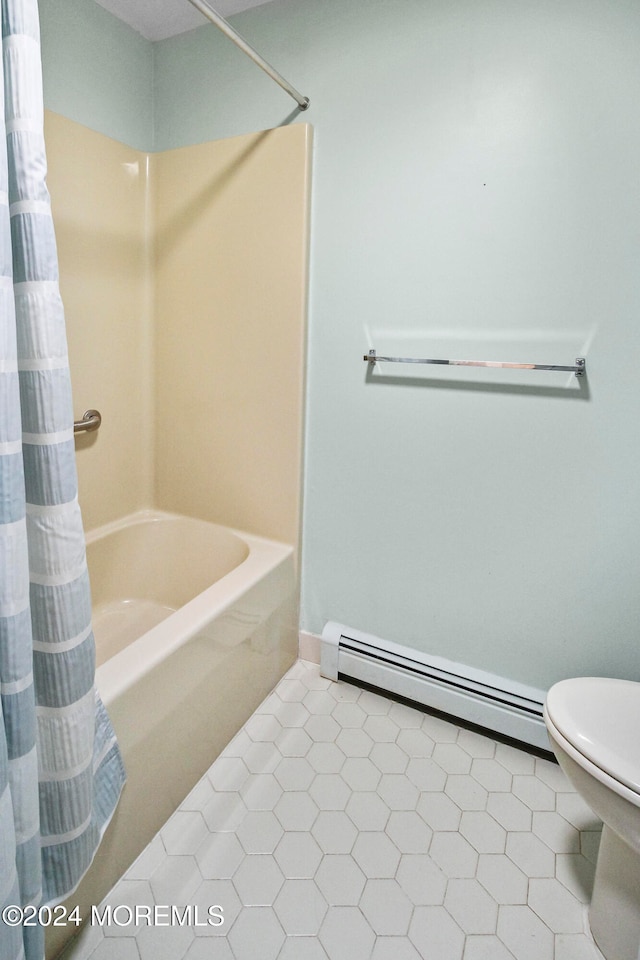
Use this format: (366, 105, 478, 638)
(544, 678, 640, 960)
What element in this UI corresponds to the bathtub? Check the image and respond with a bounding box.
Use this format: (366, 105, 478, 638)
(51, 509, 297, 956)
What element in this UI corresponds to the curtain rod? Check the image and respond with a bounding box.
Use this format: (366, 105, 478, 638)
(185, 0, 310, 111)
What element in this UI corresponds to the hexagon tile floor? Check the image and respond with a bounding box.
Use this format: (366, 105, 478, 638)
(65, 659, 606, 960)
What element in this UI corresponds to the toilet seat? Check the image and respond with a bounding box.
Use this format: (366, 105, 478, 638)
(545, 678, 640, 799)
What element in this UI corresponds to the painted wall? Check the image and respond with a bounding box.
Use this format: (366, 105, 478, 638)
(41, 0, 640, 691)
(155, 0, 640, 691)
(39, 0, 153, 150)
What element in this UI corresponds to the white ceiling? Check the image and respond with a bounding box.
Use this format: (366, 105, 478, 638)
(94, 0, 277, 42)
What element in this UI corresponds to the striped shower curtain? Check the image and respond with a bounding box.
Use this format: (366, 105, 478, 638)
(0, 2, 126, 958)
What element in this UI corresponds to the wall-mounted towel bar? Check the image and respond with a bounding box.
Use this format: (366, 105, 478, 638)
(73, 409, 102, 434)
(364, 350, 586, 377)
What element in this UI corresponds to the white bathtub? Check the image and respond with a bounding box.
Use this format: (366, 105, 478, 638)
(52, 510, 297, 955)
(91, 510, 296, 708)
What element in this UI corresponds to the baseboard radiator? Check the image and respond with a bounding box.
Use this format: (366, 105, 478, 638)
(320, 622, 549, 752)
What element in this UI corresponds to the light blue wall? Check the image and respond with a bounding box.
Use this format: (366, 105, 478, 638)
(152, 0, 317, 150)
(41, 0, 640, 691)
(39, 0, 153, 151)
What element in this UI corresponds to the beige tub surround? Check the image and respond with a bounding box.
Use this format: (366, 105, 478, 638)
(45, 111, 311, 547)
(154, 123, 312, 546)
(45, 112, 154, 531)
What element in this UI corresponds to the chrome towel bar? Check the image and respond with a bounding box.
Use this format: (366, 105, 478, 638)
(364, 350, 586, 377)
(73, 409, 102, 434)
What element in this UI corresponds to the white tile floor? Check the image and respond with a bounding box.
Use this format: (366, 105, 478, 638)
(65, 660, 606, 960)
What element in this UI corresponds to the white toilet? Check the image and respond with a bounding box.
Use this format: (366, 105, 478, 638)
(544, 677, 640, 960)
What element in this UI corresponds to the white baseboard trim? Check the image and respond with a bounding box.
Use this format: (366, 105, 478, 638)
(298, 630, 321, 664)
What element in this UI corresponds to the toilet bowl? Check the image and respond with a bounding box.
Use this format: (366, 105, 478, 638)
(544, 678, 640, 960)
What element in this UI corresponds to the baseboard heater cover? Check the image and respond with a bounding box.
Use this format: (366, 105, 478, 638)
(320, 622, 549, 751)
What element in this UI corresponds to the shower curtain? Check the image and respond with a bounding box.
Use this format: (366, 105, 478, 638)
(0, 2, 126, 958)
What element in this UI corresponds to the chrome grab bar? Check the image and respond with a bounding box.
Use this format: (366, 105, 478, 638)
(364, 350, 586, 377)
(73, 409, 102, 434)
